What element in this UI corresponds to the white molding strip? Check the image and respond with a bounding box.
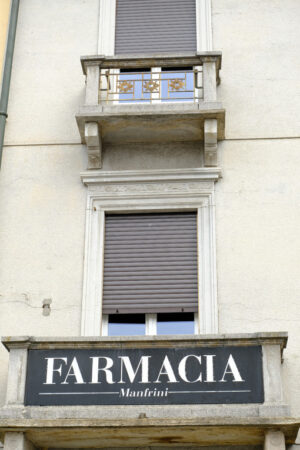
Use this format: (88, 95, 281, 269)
(81, 169, 221, 336)
(196, 0, 213, 51)
(81, 168, 222, 186)
(98, 0, 116, 55)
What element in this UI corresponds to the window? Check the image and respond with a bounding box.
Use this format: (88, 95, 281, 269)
(157, 313, 195, 335)
(114, 0, 197, 55)
(80, 168, 220, 337)
(98, 0, 212, 105)
(114, 67, 196, 104)
(105, 312, 196, 336)
(118, 68, 151, 103)
(102, 212, 198, 336)
(107, 314, 146, 336)
(98, 0, 212, 56)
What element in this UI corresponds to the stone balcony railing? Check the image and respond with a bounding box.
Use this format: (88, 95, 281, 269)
(76, 52, 225, 169)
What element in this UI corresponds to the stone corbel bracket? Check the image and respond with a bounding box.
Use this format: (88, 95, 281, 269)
(204, 118, 218, 166)
(84, 122, 102, 169)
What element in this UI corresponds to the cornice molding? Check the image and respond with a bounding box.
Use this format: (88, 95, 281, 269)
(81, 168, 222, 187)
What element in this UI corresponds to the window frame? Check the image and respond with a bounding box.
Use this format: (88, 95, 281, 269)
(101, 312, 199, 337)
(80, 168, 220, 337)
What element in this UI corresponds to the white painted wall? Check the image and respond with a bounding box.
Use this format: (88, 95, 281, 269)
(0, 0, 99, 405)
(215, 138, 300, 416)
(212, 0, 300, 139)
(4, 0, 99, 145)
(211, 0, 300, 418)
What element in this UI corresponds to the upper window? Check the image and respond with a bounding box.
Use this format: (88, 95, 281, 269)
(98, 0, 212, 56)
(115, 67, 196, 104)
(97, 0, 211, 106)
(115, 0, 197, 54)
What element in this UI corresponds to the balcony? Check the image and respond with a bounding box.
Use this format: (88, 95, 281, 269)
(0, 333, 298, 449)
(76, 53, 225, 169)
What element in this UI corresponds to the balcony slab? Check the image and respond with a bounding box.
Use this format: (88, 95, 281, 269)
(0, 417, 299, 448)
(76, 102, 225, 145)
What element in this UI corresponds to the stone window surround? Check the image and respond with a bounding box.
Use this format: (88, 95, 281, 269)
(80, 168, 221, 337)
(97, 0, 213, 55)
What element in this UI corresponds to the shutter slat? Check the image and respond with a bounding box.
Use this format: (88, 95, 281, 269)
(105, 257, 197, 263)
(114, 0, 197, 55)
(103, 212, 198, 314)
(105, 275, 197, 281)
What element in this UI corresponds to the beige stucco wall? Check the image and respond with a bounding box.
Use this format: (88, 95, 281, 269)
(211, 0, 300, 418)
(0, 0, 299, 426)
(0, 0, 99, 406)
(212, 0, 300, 140)
(0, 144, 87, 405)
(4, 0, 99, 146)
(215, 138, 300, 417)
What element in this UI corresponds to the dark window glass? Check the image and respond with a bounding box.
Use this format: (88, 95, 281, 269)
(108, 314, 146, 336)
(157, 312, 194, 335)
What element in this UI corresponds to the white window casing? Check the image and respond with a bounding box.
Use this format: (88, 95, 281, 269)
(80, 168, 220, 336)
(98, 0, 116, 55)
(196, 0, 213, 52)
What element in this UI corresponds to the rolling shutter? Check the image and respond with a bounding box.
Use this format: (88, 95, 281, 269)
(103, 212, 198, 314)
(115, 0, 197, 55)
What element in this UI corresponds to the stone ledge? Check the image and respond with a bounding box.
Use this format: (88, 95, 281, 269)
(1, 332, 288, 352)
(76, 106, 225, 146)
(0, 417, 299, 448)
(80, 167, 222, 186)
(80, 52, 223, 73)
(0, 404, 291, 421)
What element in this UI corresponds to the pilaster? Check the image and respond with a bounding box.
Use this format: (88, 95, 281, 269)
(5, 346, 28, 405)
(4, 432, 36, 450)
(265, 431, 286, 450)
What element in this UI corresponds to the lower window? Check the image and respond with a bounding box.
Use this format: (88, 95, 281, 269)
(81, 168, 219, 336)
(106, 312, 197, 336)
(102, 212, 198, 336)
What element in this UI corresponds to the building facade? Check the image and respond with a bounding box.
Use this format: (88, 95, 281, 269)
(0, 0, 299, 449)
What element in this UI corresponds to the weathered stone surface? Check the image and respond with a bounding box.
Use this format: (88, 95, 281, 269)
(3, 432, 35, 450)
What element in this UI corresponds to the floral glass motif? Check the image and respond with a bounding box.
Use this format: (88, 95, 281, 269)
(118, 80, 134, 94)
(143, 80, 160, 94)
(169, 78, 185, 92)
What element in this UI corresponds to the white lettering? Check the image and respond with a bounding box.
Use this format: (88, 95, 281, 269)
(118, 356, 150, 384)
(62, 357, 85, 384)
(220, 354, 244, 382)
(89, 357, 114, 384)
(178, 355, 202, 383)
(154, 356, 179, 383)
(119, 387, 169, 398)
(44, 357, 68, 385)
(204, 355, 216, 382)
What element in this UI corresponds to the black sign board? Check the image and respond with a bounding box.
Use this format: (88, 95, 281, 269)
(25, 346, 264, 406)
